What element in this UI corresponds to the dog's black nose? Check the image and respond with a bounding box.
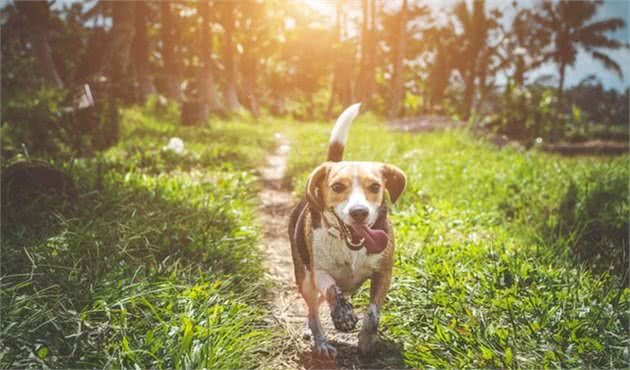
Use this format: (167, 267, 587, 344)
(349, 206, 369, 222)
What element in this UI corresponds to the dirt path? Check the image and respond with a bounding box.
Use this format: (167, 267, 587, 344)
(258, 133, 382, 370)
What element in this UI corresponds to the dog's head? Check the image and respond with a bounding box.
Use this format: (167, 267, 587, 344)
(305, 161, 406, 226)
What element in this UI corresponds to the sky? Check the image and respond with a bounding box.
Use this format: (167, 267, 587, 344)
(306, 0, 630, 91)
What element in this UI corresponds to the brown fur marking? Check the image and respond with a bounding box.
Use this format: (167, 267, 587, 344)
(327, 141, 345, 162)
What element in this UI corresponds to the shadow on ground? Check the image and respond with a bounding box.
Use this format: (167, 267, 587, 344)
(297, 336, 407, 370)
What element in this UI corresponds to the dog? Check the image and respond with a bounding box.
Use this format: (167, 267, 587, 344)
(288, 103, 406, 359)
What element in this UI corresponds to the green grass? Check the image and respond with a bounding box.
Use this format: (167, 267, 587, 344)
(3, 107, 628, 369)
(1, 106, 278, 368)
(284, 117, 629, 368)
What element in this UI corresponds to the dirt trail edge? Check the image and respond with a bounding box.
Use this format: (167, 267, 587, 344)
(258, 133, 384, 370)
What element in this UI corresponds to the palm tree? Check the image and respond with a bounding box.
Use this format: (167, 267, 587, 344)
(507, 8, 550, 87)
(198, 0, 221, 113)
(533, 0, 628, 140)
(160, 2, 182, 101)
(219, 1, 242, 112)
(387, 0, 408, 119)
(451, 0, 501, 120)
(132, 2, 156, 103)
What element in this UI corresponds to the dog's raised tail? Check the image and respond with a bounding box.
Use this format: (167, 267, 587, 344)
(327, 103, 361, 162)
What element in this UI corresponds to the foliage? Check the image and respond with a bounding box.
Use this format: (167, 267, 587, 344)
(2, 0, 628, 139)
(284, 119, 628, 368)
(565, 80, 629, 127)
(0, 86, 120, 159)
(531, 0, 629, 140)
(1, 87, 66, 156)
(483, 81, 556, 142)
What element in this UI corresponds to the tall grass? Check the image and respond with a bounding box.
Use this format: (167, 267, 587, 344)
(1, 107, 278, 368)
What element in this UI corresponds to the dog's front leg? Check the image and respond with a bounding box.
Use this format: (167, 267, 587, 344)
(303, 271, 338, 359)
(307, 305, 337, 359)
(316, 270, 358, 332)
(359, 272, 391, 356)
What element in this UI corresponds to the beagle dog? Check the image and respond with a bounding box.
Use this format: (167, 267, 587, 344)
(288, 103, 406, 359)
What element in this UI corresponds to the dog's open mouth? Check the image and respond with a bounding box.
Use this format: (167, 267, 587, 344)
(347, 224, 388, 254)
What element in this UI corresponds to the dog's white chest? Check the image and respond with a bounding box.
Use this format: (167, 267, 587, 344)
(312, 228, 383, 292)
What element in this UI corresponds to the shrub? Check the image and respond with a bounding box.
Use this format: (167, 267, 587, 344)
(1, 86, 120, 159)
(484, 82, 556, 142)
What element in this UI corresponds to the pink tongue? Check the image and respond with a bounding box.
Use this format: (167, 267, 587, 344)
(349, 224, 388, 254)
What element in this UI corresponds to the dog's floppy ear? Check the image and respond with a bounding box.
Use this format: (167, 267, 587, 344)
(305, 162, 330, 212)
(382, 164, 406, 204)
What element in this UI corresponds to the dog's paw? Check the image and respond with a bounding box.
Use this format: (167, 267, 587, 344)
(331, 300, 358, 332)
(312, 340, 337, 359)
(327, 286, 358, 332)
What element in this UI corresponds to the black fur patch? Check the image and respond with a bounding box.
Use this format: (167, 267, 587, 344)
(289, 200, 311, 267)
(310, 206, 321, 228)
(372, 204, 389, 233)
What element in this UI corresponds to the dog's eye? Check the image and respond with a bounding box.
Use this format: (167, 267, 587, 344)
(369, 183, 381, 193)
(331, 183, 346, 193)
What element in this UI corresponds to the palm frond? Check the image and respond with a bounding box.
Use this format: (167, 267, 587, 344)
(578, 18, 626, 36)
(591, 50, 623, 79)
(576, 33, 628, 50)
(560, 0, 598, 28)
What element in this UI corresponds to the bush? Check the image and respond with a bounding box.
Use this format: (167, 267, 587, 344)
(484, 82, 556, 142)
(1, 87, 66, 155)
(1, 86, 120, 159)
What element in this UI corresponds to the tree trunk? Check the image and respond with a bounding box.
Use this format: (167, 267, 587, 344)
(110, 1, 136, 103)
(428, 45, 450, 112)
(16, 1, 63, 88)
(326, 0, 343, 118)
(388, 0, 407, 119)
(355, 0, 377, 107)
(462, 0, 486, 120)
(474, 51, 491, 114)
(160, 2, 181, 101)
(240, 2, 262, 118)
(198, 0, 221, 113)
(463, 60, 477, 120)
(339, 3, 355, 106)
(356, 0, 370, 104)
(271, 95, 286, 116)
(553, 62, 566, 142)
(221, 3, 241, 112)
(133, 2, 155, 103)
(242, 53, 260, 117)
(366, 0, 377, 100)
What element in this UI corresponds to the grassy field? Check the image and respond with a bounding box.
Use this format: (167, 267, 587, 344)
(2, 107, 628, 369)
(1, 106, 278, 368)
(284, 116, 629, 368)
